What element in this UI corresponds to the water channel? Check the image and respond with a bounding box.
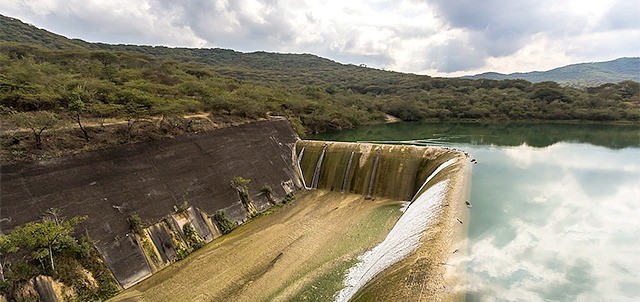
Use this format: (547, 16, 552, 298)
(312, 122, 640, 301)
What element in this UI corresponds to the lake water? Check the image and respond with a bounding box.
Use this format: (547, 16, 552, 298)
(312, 122, 640, 301)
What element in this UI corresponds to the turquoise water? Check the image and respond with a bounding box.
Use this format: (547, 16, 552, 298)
(312, 122, 640, 301)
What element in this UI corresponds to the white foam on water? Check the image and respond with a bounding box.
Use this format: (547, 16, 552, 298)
(335, 180, 450, 302)
(411, 158, 457, 202)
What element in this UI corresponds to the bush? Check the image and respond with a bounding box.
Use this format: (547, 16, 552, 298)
(213, 210, 236, 235)
(182, 223, 205, 250)
(282, 192, 295, 204)
(128, 213, 143, 234)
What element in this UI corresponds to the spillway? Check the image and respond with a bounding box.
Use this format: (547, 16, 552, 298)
(296, 141, 457, 201)
(296, 140, 471, 301)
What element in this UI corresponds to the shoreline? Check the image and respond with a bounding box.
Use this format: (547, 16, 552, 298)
(443, 154, 472, 300)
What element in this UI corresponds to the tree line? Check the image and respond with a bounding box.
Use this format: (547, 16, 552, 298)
(0, 42, 638, 157)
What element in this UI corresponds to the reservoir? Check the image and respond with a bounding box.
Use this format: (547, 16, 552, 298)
(312, 122, 640, 301)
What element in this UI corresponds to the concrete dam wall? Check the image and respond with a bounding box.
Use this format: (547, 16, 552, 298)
(296, 140, 455, 201)
(296, 140, 469, 301)
(0, 119, 301, 288)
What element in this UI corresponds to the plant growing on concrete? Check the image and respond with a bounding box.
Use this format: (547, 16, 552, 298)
(182, 223, 205, 250)
(232, 176, 251, 190)
(43, 207, 64, 225)
(128, 213, 143, 234)
(175, 201, 190, 213)
(232, 176, 257, 217)
(282, 192, 295, 204)
(261, 184, 275, 205)
(213, 210, 236, 235)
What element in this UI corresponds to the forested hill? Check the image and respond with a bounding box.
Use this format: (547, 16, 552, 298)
(464, 58, 640, 87)
(0, 13, 639, 151)
(0, 14, 410, 88)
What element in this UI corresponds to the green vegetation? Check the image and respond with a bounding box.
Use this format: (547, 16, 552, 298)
(0, 210, 119, 301)
(289, 259, 358, 301)
(281, 192, 295, 204)
(182, 223, 205, 251)
(9, 111, 62, 149)
(128, 213, 143, 234)
(232, 176, 257, 217)
(213, 210, 237, 235)
(261, 184, 275, 205)
(0, 14, 638, 164)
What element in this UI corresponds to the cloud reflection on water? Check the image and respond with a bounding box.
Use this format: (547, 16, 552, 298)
(467, 142, 640, 301)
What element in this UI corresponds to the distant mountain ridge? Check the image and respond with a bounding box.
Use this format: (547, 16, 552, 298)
(464, 58, 640, 86)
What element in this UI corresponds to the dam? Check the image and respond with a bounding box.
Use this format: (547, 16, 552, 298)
(1, 119, 301, 289)
(1, 120, 470, 301)
(296, 140, 470, 301)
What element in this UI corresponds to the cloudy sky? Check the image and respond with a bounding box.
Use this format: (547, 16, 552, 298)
(1, 0, 639, 76)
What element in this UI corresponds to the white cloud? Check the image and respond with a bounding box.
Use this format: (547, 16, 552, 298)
(503, 142, 640, 172)
(466, 143, 640, 301)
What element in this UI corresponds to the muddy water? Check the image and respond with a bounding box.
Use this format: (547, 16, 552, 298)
(312, 122, 640, 301)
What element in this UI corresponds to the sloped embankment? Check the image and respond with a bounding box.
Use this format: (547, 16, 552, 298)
(0, 118, 301, 288)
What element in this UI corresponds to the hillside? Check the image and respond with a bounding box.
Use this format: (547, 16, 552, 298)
(464, 58, 640, 86)
(0, 14, 409, 88)
(0, 13, 639, 165)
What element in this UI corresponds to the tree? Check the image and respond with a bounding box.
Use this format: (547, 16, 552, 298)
(261, 185, 275, 205)
(231, 176, 251, 191)
(10, 215, 86, 272)
(11, 111, 61, 149)
(68, 97, 90, 142)
(231, 176, 257, 217)
(43, 207, 64, 226)
(123, 101, 151, 139)
(87, 102, 123, 127)
(0, 234, 19, 281)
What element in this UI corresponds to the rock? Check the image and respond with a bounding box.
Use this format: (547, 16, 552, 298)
(33, 275, 75, 302)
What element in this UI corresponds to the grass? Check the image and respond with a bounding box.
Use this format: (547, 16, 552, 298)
(289, 259, 358, 301)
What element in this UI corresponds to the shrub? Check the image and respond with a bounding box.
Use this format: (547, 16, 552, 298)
(128, 213, 143, 234)
(213, 210, 236, 235)
(182, 223, 205, 250)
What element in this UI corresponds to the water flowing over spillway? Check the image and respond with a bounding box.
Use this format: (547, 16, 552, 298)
(335, 158, 458, 302)
(341, 151, 355, 192)
(296, 140, 457, 201)
(335, 181, 449, 302)
(311, 145, 327, 189)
